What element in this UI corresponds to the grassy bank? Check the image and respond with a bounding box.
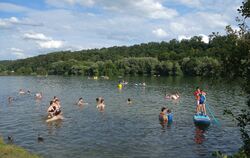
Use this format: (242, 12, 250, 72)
(0, 138, 40, 158)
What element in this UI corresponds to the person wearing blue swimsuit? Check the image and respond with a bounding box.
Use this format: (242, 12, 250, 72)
(199, 90, 207, 115)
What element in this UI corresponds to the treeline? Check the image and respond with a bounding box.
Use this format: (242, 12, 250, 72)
(0, 25, 249, 77)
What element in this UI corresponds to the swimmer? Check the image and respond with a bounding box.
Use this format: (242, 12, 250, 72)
(47, 101, 56, 118)
(53, 99, 62, 116)
(77, 97, 85, 106)
(97, 98, 105, 111)
(8, 96, 13, 103)
(165, 93, 180, 100)
(127, 98, 132, 104)
(35, 92, 42, 100)
(19, 89, 25, 95)
(53, 96, 59, 102)
(96, 97, 102, 107)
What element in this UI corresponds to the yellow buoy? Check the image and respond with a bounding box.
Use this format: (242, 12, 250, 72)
(118, 84, 123, 89)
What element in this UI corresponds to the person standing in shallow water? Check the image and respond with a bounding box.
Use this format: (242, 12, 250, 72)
(159, 107, 168, 123)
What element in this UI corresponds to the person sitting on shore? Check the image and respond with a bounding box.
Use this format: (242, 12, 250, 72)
(159, 107, 168, 123)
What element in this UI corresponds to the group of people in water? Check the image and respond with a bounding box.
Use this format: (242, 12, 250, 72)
(13, 84, 207, 124)
(47, 96, 62, 119)
(159, 86, 208, 124)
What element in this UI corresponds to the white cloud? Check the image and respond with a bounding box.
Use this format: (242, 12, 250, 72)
(178, 35, 191, 41)
(152, 28, 168, 38)
(0, 17, 43, 28)
(24, 32, 51, 41)
(0, 2, 31, 12)
(11, 52, 26, 59)
(46, 0, 178, 19)
(23, 32, 64, 49)
(10, 47, 23, 52)
(199, 34, 209, 43)
(176, 0, 201, 8)
(170, 22, 187, 33)
(178, 34, 209, 43)
(0, 20, 8, 27)
(46, 0, 95, 7)
(9, 47, 26, 59)
(37, 40, 64, 49)
(133, 0, 178, 19)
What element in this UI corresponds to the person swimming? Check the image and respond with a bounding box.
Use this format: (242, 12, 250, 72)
(77, 97, 84, 106)
(127, 98, 132, 104)
(19, 89, 25, 95)
(53, 96, 59, 102)
(35, 92, 42, 100)
(159, 107, 168, 123)
(97, 98, 105, 111)
(8, 96, 13, 103)
(165, 92, 180, 100)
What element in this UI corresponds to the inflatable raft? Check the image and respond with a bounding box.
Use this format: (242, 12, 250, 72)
(46, 115, 63, 123)
(193, 113, 210, 127)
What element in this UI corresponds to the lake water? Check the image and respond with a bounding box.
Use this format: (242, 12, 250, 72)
(0, 76, 247, 158)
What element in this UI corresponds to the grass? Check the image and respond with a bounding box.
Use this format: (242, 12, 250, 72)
(0, 138, 41, 158)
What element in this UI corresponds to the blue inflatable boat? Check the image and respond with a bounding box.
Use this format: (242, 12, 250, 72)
(193, 113, 210, 127)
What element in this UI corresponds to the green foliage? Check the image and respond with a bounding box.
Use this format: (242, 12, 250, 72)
(0, 137, 41, 158)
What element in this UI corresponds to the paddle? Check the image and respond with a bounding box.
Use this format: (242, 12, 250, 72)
(206, 103, 220, 125)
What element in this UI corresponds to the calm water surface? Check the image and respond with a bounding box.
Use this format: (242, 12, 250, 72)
(0, 76, 247, 158)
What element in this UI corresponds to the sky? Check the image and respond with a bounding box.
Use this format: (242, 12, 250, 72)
(0, 0, 244, 60)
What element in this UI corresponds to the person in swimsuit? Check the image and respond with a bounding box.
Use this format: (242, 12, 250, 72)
(159, 107, 168, 123)
(47, 101, 56, 118)
(194, 87, 201, 113)
(199, 90, 207, 115)
(97, 98, 105, 111)
(53, 99, 61, 116)
(167, 109, 173, 122)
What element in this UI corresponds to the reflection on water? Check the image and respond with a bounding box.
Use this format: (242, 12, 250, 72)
(194, 127, 206, 144)
(0, 76, 246, 158)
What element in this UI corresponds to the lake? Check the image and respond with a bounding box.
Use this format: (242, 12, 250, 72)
(0, 76, 247, 158)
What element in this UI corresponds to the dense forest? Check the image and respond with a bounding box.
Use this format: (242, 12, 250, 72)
(0, 25, 249, 78)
